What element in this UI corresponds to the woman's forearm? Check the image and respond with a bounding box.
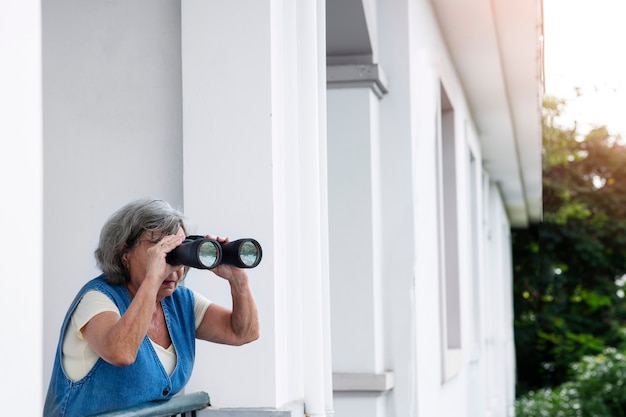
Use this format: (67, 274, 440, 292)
(229, 277, 260, 344)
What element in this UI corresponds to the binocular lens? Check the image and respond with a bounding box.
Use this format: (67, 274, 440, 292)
(221, 238, 262, 268)
(240, 240, 260, 267)
(198, 240, 220, 269)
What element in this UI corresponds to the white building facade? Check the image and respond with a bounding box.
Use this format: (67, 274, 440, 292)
(1, 0, 542, 416)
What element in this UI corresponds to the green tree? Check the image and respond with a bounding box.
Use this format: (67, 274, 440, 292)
(513, 96, 626, 396)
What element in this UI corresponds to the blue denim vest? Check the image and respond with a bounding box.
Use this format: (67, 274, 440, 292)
(44, 275, 196, 417)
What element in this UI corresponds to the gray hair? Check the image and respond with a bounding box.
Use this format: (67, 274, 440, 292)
(94, 198, 190, 285)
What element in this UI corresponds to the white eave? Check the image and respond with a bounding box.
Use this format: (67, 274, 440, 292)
(430, 0, 544, 227)
(326, 0, 544, 228)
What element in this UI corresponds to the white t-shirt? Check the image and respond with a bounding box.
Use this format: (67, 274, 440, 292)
(61, 289, 212, 382)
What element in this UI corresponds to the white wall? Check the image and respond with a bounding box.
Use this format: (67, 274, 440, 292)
(376, 0, 519, 416)
(483, 182, 516, 416)
(41, 0, 185, 392)
(0, 1, 43, 414)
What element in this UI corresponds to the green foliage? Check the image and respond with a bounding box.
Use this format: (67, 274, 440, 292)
(513, 96, 626, 396)
(516, 347, 626, 417)
(515, 383, 581, 417)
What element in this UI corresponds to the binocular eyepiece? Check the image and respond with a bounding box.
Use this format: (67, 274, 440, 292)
(166, 236, 263, 270)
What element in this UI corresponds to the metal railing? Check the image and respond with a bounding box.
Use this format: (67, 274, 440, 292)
(87, 391, 211, 417)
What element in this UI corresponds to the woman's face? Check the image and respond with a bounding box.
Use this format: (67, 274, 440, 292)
(124, 226, 186, 301)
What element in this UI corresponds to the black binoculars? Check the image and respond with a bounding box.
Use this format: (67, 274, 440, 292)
(166, 236, 263, 270)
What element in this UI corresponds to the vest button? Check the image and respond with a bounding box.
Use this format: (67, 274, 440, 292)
(162, 388, 170, 396)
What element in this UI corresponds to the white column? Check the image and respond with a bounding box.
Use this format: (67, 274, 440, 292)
(181, 0, 330, 413)
(181, 0, 277, 407)
(328, 87, 383, 372)
(327, 78, 388, 417)
(0, 0, 43, 413)
(298, 0, 333, 416)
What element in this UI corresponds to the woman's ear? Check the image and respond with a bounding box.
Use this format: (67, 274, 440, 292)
(121, 244, 130, 268)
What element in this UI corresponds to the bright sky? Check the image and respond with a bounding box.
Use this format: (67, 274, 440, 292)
(543, 0, 626, 138)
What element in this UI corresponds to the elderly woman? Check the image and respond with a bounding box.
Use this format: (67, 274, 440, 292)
(44, 199, 259, 417)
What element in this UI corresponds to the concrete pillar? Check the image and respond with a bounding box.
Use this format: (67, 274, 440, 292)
(181, 1, 331, 413)
(327, 67, 389, 417)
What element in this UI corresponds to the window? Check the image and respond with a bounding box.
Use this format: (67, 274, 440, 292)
(469, 146, 482, 361)
(437, 83, 462, 382)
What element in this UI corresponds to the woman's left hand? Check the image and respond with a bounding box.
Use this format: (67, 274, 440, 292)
(195, 234, 259, 346)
